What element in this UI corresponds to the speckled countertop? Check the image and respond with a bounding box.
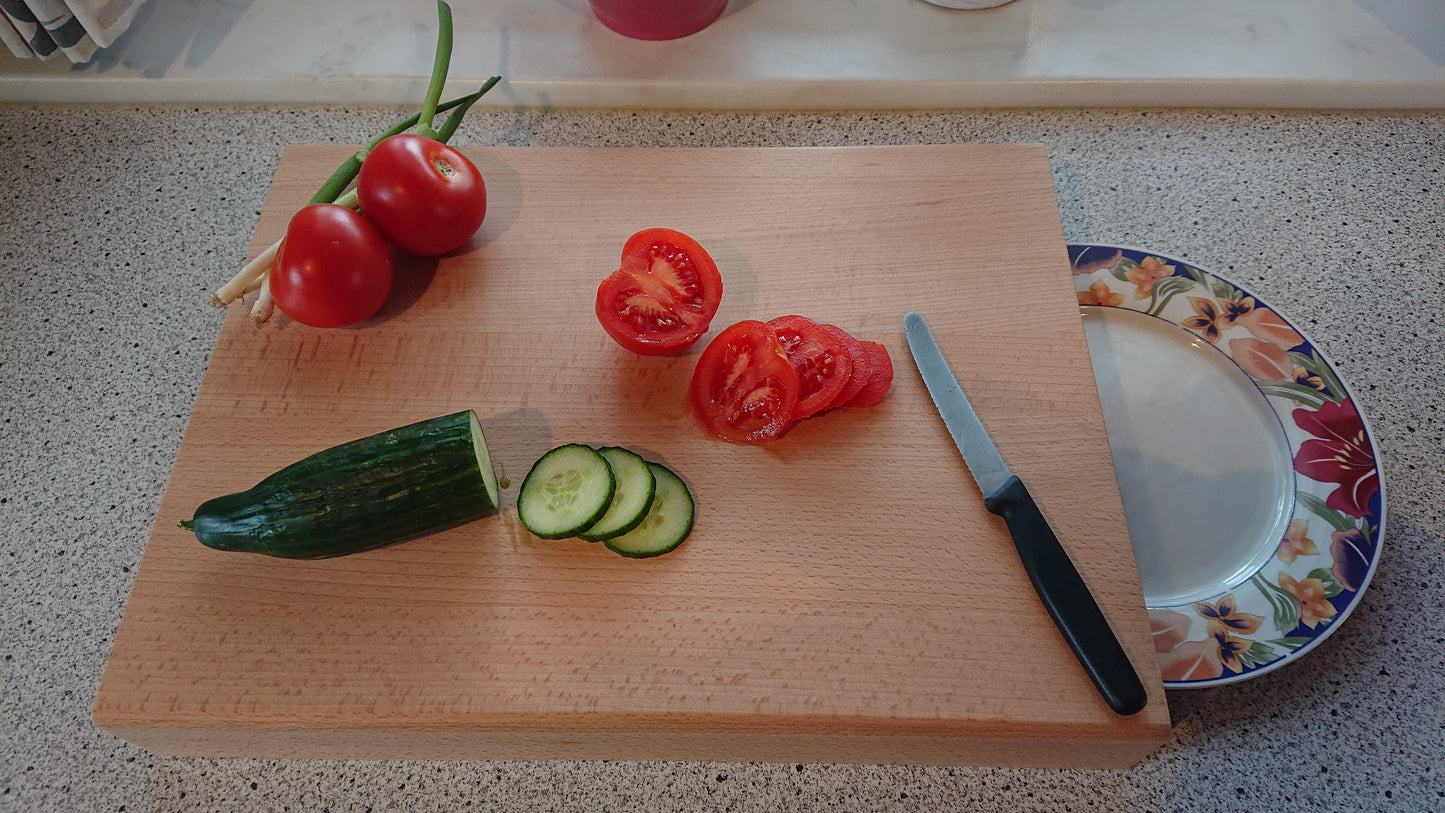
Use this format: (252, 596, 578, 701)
(2, 104, 1443, 812)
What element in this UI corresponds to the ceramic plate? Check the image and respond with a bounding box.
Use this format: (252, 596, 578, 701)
(1068, 245, 1385, 688)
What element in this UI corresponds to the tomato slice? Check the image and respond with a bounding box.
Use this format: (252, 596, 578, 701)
(766, 315, 854, 419)
(689, 320, 801, 444)
(595, 228, 723, 355)
(843, 340, 895, 407)
(823, 324, 873, 406)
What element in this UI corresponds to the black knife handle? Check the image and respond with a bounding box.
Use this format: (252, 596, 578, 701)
(983, 475, 1149, 716)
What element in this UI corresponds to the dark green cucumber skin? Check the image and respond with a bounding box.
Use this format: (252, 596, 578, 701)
(183, 410, 496, 559)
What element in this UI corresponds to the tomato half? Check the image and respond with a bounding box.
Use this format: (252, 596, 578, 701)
(356, 133, 486, 256)
(269, 204, 394, 328)
(689, 320, 800, 444)
(767, 315, 854, 419)
(843, 340, 895, 407)
(596, 228, 723, 355)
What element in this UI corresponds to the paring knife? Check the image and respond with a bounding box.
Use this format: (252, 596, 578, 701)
(903, 311, 1148, 716)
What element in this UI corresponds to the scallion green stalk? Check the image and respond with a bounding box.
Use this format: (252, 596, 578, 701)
(412, 0, 455, 140)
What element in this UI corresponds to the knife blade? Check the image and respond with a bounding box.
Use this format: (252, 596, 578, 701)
(903, 311, 1148, 716)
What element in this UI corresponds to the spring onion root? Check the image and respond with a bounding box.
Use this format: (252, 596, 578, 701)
(213, 240, 280, 306)
(249, 274, 276, 326)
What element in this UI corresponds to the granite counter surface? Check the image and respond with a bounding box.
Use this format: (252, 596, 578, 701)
(1, 104, 1442, 812)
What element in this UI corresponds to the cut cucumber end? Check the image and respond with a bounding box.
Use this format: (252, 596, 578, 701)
(579, 446, 657, 542)
(517, 444, 616, 540)
(604, 462, 695, 559)
(467, 409, 501, 511)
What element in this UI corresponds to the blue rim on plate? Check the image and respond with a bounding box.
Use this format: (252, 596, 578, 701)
(1069, 244, 1385, 689)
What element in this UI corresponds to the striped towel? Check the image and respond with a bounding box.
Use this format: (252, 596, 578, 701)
(1, 0, 147, 62)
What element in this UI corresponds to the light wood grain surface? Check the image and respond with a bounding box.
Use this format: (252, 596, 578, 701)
(92, 144, 1169, 767)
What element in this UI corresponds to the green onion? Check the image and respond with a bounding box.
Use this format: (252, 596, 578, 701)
(413, 1, 455, 140)
(437, 75, 500, 143)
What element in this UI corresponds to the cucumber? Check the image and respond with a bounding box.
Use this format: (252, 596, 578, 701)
(579, 447, 657, 542)
(604, 462, 695, 559)
(517, 444, 615, 539)
(180, 410, 500, 559)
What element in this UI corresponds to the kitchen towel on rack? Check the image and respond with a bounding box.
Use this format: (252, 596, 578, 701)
(1, 0, 146, 62)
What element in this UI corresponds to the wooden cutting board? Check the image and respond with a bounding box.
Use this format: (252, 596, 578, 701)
(93, 144, 1169, 767)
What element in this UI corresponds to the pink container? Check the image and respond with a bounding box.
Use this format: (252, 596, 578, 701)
(589, 0, 728, 40)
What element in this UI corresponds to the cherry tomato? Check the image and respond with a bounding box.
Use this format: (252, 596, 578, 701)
(269, 204, 394, 328)
(356, 133, 486, 256)
(766, 314, 854, 419)
(842, 340, 895, 408)
(689, 320, 800, 444)
(596, 227, 723, 355)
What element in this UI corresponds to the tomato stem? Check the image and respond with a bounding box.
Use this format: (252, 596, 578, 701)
(413, 0, 455, 140)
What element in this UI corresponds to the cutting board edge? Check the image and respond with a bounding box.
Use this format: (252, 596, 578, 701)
(94, 722, 1171, 768)
(92, 685, 1172, 767)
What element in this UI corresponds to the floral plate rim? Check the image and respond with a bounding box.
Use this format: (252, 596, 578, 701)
(1068, 243, 1386, 689)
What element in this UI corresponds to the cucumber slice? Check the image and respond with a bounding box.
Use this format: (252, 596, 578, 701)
(579, 447, 657, 542)
(517, 444, 616, 539)
(604, 462, 695, 558)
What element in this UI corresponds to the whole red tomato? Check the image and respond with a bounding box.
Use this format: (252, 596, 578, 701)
(357, 133, 487, 256)
(270, 203, 394, 328)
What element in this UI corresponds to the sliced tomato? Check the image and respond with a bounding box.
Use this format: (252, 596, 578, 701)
(823, 324, 873, 406)
(689, 320, 801, 444)
(595, 227, 723, 355)
(843, 340, 895, 407)
(766, 315, 854, 419)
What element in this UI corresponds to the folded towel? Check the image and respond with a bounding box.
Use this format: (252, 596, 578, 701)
(1, 0, 147, 62)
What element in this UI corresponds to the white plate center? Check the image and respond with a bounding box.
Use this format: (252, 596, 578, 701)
(1082, 306, 1295, 608)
